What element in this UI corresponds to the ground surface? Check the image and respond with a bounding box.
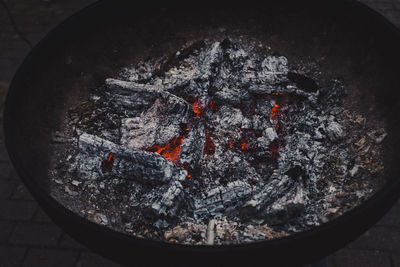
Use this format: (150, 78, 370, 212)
(0, 0, 399, 266)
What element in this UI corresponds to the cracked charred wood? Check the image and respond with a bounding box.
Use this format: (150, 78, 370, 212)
(77, 132, 187, 185)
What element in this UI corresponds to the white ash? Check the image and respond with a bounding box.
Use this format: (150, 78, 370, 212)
(49, 37, 386, 245)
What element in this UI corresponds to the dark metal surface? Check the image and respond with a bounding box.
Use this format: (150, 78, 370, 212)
(3, 0, 400, 266)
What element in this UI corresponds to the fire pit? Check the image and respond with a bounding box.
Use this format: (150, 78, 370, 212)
(4, 0, 400, 266)
(50, 36, 387, 245)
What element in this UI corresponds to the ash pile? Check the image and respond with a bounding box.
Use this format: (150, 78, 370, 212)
(50, 37, 387, 245)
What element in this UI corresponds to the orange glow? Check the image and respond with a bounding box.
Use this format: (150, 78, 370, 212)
(179, 163, 192, 179)
(240, 139, 248, 151)
(107, 153, 115, 161)
(270, 104, 280, 119)
(148, 136, 184, 163)
(204, 133, 216, 155)
(101, 152, 115, 173)
(229, 138, 234, 148)
(272, 92, 284, 95)
(192, 100, 203, 115)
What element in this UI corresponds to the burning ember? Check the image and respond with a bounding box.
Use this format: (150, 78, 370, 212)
(101, 152, 115, 173)
(240, 139, 249, 152)
(270, 104, 280, 119)
(192, 100, 203, 116)
(50, 37, 386, 245)
(147, 136, 184, 163)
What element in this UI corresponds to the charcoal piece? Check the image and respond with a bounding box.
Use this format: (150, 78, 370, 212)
(141, 181, 184, 218)
(264, 128, 278, 141)
(120, 96, 191, 150)
(178, 124, 205, 170)
(166, 80, 205, 100)
(261, 184, 306, 225)
(243, 175, 296, 214)
(212, 106, 245, 130)
(191, 180, 253, 219)
(247, 84, 274, 95)
(199, 41, 224, 78)
(251, 114, 272, 132)
(257, 56, 289, 84)
(214, 87, 250, 105)
(105, 78, 193, 111)
(154, 40, 206, 77)
(77, 132, 187, 184)
(104, 82, 156, 109)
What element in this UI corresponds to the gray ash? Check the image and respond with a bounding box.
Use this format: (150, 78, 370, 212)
(49, 37, 387, 245)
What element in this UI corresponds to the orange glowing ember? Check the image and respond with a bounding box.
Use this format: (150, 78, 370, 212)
(272, 92, 284, 95)
(148, 136, 184, 163)
(204, 133, 216, 155)
(180, 163, 192, 179)
(229, 138, 234, 148)
(192, 100, 203, 115)
(240, 139, 248, 151)
(270, 104, 280, 119)
(101, 152, 115, 173)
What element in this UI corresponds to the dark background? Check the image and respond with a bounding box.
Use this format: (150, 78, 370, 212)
(0, 0, 399, 266)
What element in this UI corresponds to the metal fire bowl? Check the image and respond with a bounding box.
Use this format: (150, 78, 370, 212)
(3, 0, 400, 266)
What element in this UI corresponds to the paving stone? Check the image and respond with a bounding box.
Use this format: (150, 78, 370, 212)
(0, 221, 15, 243)
(0, 245, 27, 267)
(0, 3, 13, 27)
(0, 142, 11, 163)
(9, 222, 62, 246)
(33, 207, 53, 223)
(327, 249, 392, 267)
(11, 184, 34, 200)
(0, 39, 30, 59)
(58, 233, 87, 250)
(0, 199, 37, 221)
(0, 162, 13, 179)
(391, 253, 400, 267)
(22, 248, 79, 267)
(76, 252, 123, 267)
(0, 80, 9, 102)
(347, 226, 400, 252)
(0, 179, 18, 199)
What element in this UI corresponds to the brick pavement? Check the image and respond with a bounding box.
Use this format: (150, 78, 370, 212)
(0, 0, 399, 266)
